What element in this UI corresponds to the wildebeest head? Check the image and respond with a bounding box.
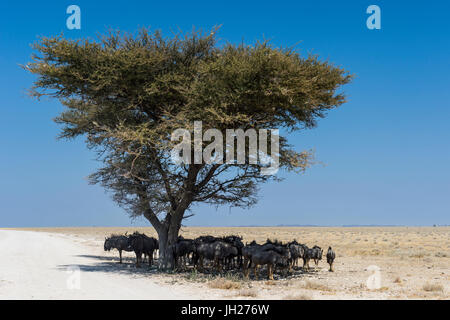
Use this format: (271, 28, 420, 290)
(104, 238, 113, 251)
(312, 245, 323, 259)
(223, 235, 244, 252)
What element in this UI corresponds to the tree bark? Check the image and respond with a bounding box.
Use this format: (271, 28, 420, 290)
(152, 212, 184, 270)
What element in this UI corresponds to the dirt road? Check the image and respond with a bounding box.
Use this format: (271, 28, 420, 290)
(0, 230, 206, 299)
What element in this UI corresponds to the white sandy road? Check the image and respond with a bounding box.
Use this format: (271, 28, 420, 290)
(0, 230, 208, 300)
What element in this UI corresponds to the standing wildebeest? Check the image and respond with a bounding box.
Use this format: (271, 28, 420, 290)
(250, 249, 290, 280)
(302, 245, 322, 271)
(221, 235, 244, 269)
(326, 247, 336, 272)
(243, 240, 291, 280)
(194, 239, 238, 272)
(288, 240, 305, 270)
(172, 237, 196, 270)
(128, 232, 159, 267)
(312, 245, 323, 267)
(104, 234, 133, 264)
(302, 245, 313, 271)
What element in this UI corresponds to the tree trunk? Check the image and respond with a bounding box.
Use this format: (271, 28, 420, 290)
(154, 215, 182, 270)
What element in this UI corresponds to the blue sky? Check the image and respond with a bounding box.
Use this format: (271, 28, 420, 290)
(0, 1, 449, 227)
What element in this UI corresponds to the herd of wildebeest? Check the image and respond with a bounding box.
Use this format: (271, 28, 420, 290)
(104, 232, 336, 280)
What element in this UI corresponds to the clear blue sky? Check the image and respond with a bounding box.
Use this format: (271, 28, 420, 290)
(0, 1, 449, 227)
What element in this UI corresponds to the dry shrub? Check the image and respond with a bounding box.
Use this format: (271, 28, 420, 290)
(237, 288, 258, 297)
(422, 283, 444, 292)
(302, 280, 333, 292)
(283, 294, 313, 300)
(208, 278, 241, 290)
(376, 286, 389, 292)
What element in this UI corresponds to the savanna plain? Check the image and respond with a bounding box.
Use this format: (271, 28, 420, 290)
(1, 226, 448, 300)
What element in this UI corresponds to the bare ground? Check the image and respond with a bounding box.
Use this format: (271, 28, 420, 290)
(1, 227, 449, 300)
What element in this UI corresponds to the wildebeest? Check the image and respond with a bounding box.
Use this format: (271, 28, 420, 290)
(312, 245, 323, 267)
(250, 249, 290, 280)
(243, 239, 291, 280)
(128, 232, 159, 267)
(221, 235, 244, 269)
(104, 234, 133, 264)
(172, 236, 196, 270)
(326, 247, 336, 272)
(302, 245, 322, 271)
(193, 238, 238, 272)
(287, 240, 305, 270)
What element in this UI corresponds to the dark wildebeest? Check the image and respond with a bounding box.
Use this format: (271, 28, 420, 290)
(172, 237, 195, 270)
(326, 247, 336, 272)
(242, 240, 277, 276)
(221, 235, 244, 269)
(288, 240, 305, 270)
(302, 245, 313, 271)
(104, 234, 133, 264)
(194, 239, 238, 272)
(302, 245, 322, 271)
(128, 232, 159, 267)
(250, 250, 290, 280)
(243, 240, 291, 280)
(312, 245, 323, 267)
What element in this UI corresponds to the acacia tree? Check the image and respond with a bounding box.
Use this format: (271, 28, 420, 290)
(26, 28, 351, 269)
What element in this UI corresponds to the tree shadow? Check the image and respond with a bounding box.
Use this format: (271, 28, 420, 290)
(56, 254, 160, 276)
(56, 254, 316, 280)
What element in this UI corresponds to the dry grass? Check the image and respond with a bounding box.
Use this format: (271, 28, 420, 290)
(236, 288, 258, 297)
(302, 280, 334, 292)
(422, 283, 444, 292)
(6, 226, 449, 300)
(11, 226, 450, 260)
(283, 293, 313, 300)
(207, 278, 241, 290)
(393, 277, 402, 284)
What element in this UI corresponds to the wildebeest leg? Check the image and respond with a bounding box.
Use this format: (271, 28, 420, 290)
(198, 257, 204, 272)
(329, 261, 334, 272)
(243, 258, 249, 279)
(268, 264, 274, 281)
(119, 250, 122, 264)
(254, 264, 259, 280)
(136, 252, 142, 268)
(214, 257, 221, 273)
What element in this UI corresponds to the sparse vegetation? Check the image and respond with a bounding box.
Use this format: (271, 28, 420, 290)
(237, 288, 258, 297)
(9, 226, 450, 300)
(393, 277, 402, 284)
(208, 278, 242, 290)
(283, 293, 313, 300)
(302, 280, 334, 292)
(422, 283, 444, 292)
